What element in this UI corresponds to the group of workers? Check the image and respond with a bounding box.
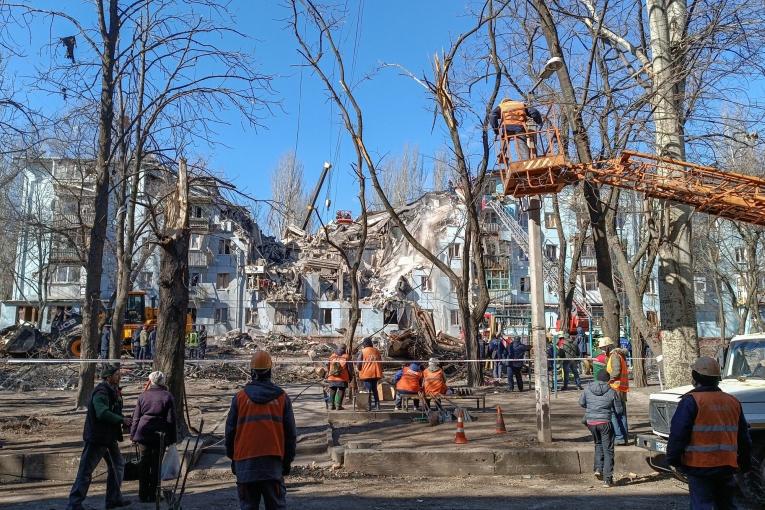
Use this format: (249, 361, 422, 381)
(322, 337, 450, 412)
(185, 325, 208, 359)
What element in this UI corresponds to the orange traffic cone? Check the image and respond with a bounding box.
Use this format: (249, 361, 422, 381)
(454, 409, 469, 444)
(495, 405, 507, 434)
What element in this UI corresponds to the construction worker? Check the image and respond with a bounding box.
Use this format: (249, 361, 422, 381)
(393, 363, 423, 410)
(326, 344, 353, 410)
(667, 357, 752, 509)
(225, 351, 296, 510)
(593, 337, 610, 380)
(356, 337, 383, 411)
(66, 365, 131, 510)
(601, 337, 630, 445)
(490, 97, 544, 162)
(423, 358, 448, 409)
(139, 322, 149, 360)
(186, 326, 199, 359)
(132, 325, 143, 360)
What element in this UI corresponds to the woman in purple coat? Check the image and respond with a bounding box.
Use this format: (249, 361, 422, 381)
(130, 371, 177, 502)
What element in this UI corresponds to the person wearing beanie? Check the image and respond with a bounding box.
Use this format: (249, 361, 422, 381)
(596, 336, 630, 444)
(67, 365, 131, 510)
(226, 350, 296, 509)
(356, 337, 383, 411)
(579, 367, 624, 487)
(667, 357, 752, 509)
(130, 371, 176, 502)
(393, 362, 424, 410)
(423, 358, 448, 409)
(326, 344, 354, 410)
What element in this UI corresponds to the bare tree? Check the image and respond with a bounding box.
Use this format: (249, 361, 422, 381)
(267, 152, 310, 235)
(290, 0, 507, 385)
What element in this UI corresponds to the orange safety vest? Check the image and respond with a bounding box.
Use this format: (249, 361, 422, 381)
(423, 368, 447, 396)
(358, 347, 383, 380)
(326, 353, 350, 383)
(396, 367, 423, 393)
(499, 100, 527, 127)
(607, 352, 629, 393)
(681, 392, 741, 469)
(233, 391, 286, 461)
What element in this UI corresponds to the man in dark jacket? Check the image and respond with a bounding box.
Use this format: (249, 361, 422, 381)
(130, 370, 177, 503)
(507, 337, 529, 391)
(66, 365, 131, 510)
(198, 325, 208, 359)
(226, 351, 297, 510)
(667, 357, 752, 509)
(487, 335, 502, 379)
(561, 336, 583, 390)
(580, 369, 623, 487)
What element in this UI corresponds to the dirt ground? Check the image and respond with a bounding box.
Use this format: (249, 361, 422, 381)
(0, 468, 694, 509)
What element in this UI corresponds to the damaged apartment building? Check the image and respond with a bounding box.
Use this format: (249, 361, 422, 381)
(251, 191, 471, 341)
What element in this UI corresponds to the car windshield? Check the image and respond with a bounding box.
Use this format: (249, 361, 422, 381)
(724, 340, 765, 379)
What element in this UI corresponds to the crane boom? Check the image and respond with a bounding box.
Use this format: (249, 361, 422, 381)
(499, 127, 765, 226)
(301, 162, 332, 231)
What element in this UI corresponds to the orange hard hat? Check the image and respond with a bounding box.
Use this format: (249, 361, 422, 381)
(250, 350, 272, 370)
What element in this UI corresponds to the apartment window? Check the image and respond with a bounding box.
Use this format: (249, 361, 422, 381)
(190, 234, 204, 251)
(191, 206, 204, 218)
(214, 307, 228, 323)
(450, 309, 460, 326)
(274, 307, 297, 325)
(320, 308, 332, 325)
(448, 243, 462, 259)
(216, 273, 230, 289)
(647, 278, 657, 295)
(218, 239, 231, 255)
(584, 272, 598, 292)
(735, 247, 746, 263)
(519, 276, 531, 292)
(138, 271, 152, 289)
(694, 276, 707, 305)
(245, 308, 256, 325)
(420, 275, 432, 292)
(545, 244, 558, 260)
(737, 276, 747, 302)
(581, 244, 595, 258)
(190, 272, 201, 287)
(53, 266, 81, 284)
(544, 212, 557, 229)
(487, 269, 509, 290)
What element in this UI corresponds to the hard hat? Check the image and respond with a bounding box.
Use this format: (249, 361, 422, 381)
(250, 350, 272, 370)
(598, 337, 614, 348)
(691, 356, 721, 377)
(501, 97, 511, 103)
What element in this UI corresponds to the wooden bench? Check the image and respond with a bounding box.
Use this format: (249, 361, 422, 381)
(400, 393, 486, 411)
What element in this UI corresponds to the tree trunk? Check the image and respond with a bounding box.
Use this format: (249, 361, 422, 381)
(154, 159, 190, 437)
(76, 0, 119, 409)
(532, 0, 621, 341)
(647, 0, 698, 388)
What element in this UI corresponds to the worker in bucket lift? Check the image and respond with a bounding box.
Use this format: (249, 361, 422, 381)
(326, 344, 354, 410)
(490, 97, 544, 162)
(393, 362, 424, 410)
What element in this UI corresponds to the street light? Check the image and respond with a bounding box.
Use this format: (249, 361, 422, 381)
(528, 57, 564, 96)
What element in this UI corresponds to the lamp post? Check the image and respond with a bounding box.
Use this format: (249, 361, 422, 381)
(527, 56, 562, 444)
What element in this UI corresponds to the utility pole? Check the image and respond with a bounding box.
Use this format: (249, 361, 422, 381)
(529, 200, 552, 443)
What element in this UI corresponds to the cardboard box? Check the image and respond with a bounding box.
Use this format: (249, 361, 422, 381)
(377, 381, 395, 401)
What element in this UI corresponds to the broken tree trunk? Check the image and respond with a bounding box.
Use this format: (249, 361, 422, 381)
(154, 159, 190, 437)
(76, 0, 120, 409)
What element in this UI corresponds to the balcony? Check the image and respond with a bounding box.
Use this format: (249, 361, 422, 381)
(49, 247, 81, 263)
(483, 222, 500, 234)
(189, 216, 210, 231)
(188, 251, 209, 267)
(580, 255, 597, 268)
(484, 255, 509, 270)
(53, 212, 94, 230)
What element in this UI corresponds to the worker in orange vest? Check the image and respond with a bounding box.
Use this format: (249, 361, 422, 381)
(393, 363, 423, 410)
(490, 97, 543, 162)
(667, 357, 752, 509)
(326, 344, 353, 410)
(600, 337, 630, 445)
(225, 350, 296, 510)
(423, 357, 449, 410)
(356, 337, 383, 411)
